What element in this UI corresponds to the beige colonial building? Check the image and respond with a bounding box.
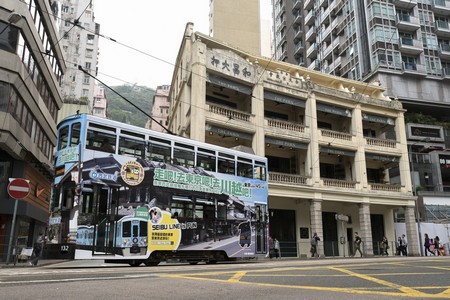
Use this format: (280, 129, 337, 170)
(167, 23, 419, 257)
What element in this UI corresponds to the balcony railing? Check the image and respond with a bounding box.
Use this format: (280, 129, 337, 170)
(208, 104, 250, 122)
(365, 137, 397, 148)
(266, 118, 305, 133)
(322, 178, 356, 188)
(269, 172, 309, 185)
(321, 129, 352, 141)
(370, 183, 402, 192)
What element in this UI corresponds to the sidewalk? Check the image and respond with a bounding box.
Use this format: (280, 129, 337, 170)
(0, 259, 67, 269)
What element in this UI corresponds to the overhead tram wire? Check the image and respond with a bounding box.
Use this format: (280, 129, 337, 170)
(77, 65, 175, 136)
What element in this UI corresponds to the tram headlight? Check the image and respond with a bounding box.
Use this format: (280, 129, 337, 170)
(143, 237, 147, 243)
(122, 238, 129, 246)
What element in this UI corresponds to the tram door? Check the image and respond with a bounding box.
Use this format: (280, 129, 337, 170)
(255, 204, 268, 254)
(92, 186, 116, 254)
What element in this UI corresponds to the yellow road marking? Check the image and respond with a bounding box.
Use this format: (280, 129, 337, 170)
(228, 271, 246, 282)
(329, 266, 428, 297)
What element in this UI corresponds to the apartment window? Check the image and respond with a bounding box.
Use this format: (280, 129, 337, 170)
(422, 32, 438, 50)
(85, 62, 91, 71)
(83, 74, 90, 84)
(425, 56, 441, 75)
(403, 56, 418, 70)
(82, 89, 89, 97)
(87, 34, 94, 45)
(85, 49, 93, 58)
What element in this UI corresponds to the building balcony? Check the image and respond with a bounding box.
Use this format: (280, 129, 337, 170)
(320, 44, 333, 61)
(396, 14, 421, 31)
(293, 0, 302, 10)
(294, 41, 304, 56)
(304, 0, 314, 10)
(369, 183, 402, 193)
(434, 20, 450, 37)
(442, 66, 450, 78)
(320, 129, 353, 143)
(365, 137, 398, 149)
(308, 59, 320, 70)
(329, 56, 341, 71)
(306, 26, 317, 42)
(305, 9, 316, 26)
(293, 10, 302, 25)
(322, 178, 357, 189)
(265, 118, 307, 136)
(269, 172, 309, 186)
(307, 43, 318, 58)
(393, 0, 417, 9)
(207, 104, 251, 122)
(402, 62, 427, 76)
(399, 37, 423, 55)
(438, 43, 450, 59)
(294, 26, 303, 41)
(319, 24, 332, 43)
(432, 0, 450, 16)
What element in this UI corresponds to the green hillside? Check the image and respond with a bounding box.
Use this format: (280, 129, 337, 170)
(104, 85, 155, 128)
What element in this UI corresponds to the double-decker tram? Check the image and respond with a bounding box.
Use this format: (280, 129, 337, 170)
(44, 114, 269, 266)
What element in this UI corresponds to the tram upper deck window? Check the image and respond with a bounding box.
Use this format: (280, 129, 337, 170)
(119, 136, 145, 158)
(197, 148, 216, 172)
(173, 143, 195, 167)
(58, 126, 69, 150)
(254, 161, 267, 181)
(86, 125, 116, 153)
(218, 153, 235, 175)
(147, 137, 171, 162)
(237, 157, 253, 179)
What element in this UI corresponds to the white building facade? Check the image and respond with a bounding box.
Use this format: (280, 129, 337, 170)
(167, 23, 421, 257)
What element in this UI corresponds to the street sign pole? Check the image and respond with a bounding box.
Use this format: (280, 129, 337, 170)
(5, 198, 18, 265)
(6, 178, 31, 265)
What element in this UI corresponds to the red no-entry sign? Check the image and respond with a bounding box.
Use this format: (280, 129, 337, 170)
(7, 178, 31, 199)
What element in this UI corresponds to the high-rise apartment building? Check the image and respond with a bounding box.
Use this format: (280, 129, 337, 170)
(0, 0, 65, 262)
(92, 84, 107, 118)
(57, 0, 100, 121)
(273, 0, 450, 231)
(273, 0, 450, 117)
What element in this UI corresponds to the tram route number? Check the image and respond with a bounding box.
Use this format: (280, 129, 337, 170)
(61, 245, 69, 252)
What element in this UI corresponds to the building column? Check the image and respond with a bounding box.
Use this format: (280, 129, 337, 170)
(251, 76, 265, 157)
(310, 199, 324, 257)
(358, 203, 373, 257)
(404, 205, 420, 256)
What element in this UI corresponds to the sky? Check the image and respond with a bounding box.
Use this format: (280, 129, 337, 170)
(93, 0, 210, 88)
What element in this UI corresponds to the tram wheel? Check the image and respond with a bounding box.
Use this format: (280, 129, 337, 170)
(188, 261, 199, 265)
(144, 261, 160, 266)
(128, 261, 142, 267)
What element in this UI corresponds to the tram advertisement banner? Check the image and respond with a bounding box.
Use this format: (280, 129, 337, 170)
(77, 152, 268, 256)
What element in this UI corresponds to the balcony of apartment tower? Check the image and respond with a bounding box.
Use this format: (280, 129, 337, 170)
(204, 76, 254, 149)
(442, 61, 450, 78)
(293, 0, 302, 10)
(304, 0, 314, 11)
(396, 12, 420, 31)
(304, 8, 316, 27)
(398, 34, 423, 55)
(402, 56, 427, 76)
(293, 9, 302, 25)
(393, 0, 418, 9)
(431, 0, 450, 16)
(438, 41, 450, 60)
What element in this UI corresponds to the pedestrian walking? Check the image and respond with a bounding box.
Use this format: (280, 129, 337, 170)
(352, 232, 363, 257)
(29, 232, 44, 266)
(434, 236, 441, 256)
(380, 236, 389, 256)
(401, 234, 408, 256)
(310, 232, 320, 258)
(424, 233, 434, 256)
(273, 237, 281, 258)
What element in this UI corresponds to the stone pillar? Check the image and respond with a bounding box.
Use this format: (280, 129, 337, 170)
(404, 206, 421, 256)
(358, 203, 373, 257)
(310, 199, 324, 257)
